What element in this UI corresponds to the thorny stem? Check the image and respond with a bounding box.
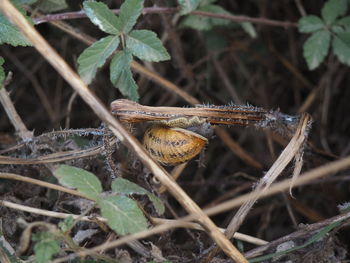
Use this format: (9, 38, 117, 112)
(111, 99, 301, 137)
(32, 6, 297, 28)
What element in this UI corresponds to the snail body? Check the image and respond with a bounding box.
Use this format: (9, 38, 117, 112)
(143, 117, 212, 166)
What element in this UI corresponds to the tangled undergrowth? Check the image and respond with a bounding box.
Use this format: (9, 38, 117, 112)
(1, 0, 350, 262)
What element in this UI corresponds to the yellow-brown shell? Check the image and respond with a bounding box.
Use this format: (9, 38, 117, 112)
(143, 125, 208, 166)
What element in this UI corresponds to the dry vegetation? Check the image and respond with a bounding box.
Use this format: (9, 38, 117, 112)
(1, 0, 350, 262)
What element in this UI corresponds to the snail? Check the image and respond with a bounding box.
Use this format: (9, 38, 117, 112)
(111, 99, 301, 166)
(143, 117, 213, 166)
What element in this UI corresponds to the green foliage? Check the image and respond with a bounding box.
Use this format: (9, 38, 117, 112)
(78, 0, 170, 101)
(180, 1, 256, 38)
(110, 49, 139, 101)
(303, 30, 331, 70)
(333, 32, 350, 64)
(298, 16, 325, 33)
(178, 0, 201, 15)
(36, 0, 68, 12)
(54, 165, 102, 200)
(58, 216, 75, 232)
(299, 0, 350, 69)
(321, 0, 347, 25)
(0, 57, 4, 87)
(77, 35, 120, 84)
(0, 4, 32, 46)
(97, 195, 148, 235)
(54, 165, 155, 236)
(112, 177, 165, 215)
(126, 30, 171, 62)
(117, 0, 143, 34)
(83, 1, 120, 35)
(32, 232, 60, 263)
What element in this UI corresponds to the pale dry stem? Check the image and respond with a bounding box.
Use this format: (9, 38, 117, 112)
(204, 113, 312, 261)
(0, 1, 248, 262)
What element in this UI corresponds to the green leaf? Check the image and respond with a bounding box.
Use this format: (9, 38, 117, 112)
(83, 1, 120, 35)
(77, 35, 120, 84)
(98, 195, 148, 235)
(126, 30, 170, 62)
(33, 232, 60, 263)
(111, 178, 165, 215)
(110, 50, 139, 101)
(117, 0, 143, 34)
(298, 15, 325, 33)
(303, 30, 331, 70)
(321, 0, 347, 25)
(178, 0, 201, 15)
(331, 24, 345, 33)
(0, 10, 32, 46)
(336, 16, 350, 31)
(54, 165, 102, 200)
(58, 216, 74, 232)
(0, 57, 5, 87)
(240, 22, 257, 38)
(37, 0, 68, 12)
(333, 32, 350, 65)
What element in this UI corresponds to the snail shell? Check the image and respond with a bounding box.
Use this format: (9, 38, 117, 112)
(143, 125, 208, 166)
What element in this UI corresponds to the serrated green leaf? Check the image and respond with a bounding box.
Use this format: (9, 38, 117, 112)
(78, 35, 120, 84)
(333, 32, 350, 65)
(117, 0, 143, 34)
(303, 30, 331, 70)
(126, 30, 170, 62)
(298, 15, 325, 33)
(0, 57, 5, 87)
(332, 24, 345, 33)
(54, 165, 102, 200)
(336, 16, 350, 31)
(110, 50, 139, 101)
(111, 178, 165, 215)
(321, 0, 347, 25)
(83, 1, 120, 35)
(0, 11, 32, 46)
(37, 0, 68, 12)
(178, 0, 201, 15)
(33, 232, 60, 263)
(98, 195, 148, 235)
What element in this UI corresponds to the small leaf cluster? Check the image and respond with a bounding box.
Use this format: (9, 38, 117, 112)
(0, 1, 33, 47)
(298, 0, 350, 70)
(32, 232, 60, 263)
(77, 0, 170, 101)
(54, 165, 165, 236)
(179, 0, 256, 38)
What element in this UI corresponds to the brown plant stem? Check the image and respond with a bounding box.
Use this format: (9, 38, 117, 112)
(0, 1, 248, 262)
(33, 6, 297, 28)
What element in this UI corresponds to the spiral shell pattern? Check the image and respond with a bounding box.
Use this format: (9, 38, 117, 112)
(143, 125, 208, 166)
